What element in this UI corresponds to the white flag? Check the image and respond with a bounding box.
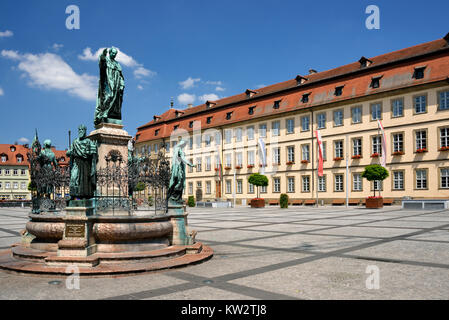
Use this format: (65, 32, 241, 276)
(258, 138, 266, 174)
(377, 120, 387, 167)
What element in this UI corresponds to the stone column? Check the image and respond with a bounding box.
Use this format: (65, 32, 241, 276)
(167, 204, 195, 245)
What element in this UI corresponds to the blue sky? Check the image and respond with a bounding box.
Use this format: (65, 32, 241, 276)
(0, 0, 448, 150)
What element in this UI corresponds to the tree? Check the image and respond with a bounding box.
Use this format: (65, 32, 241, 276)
(187, 196, 195, 207)
(361, 164, 389, 197)
(248, 173, 269, 198)
(280, 193, 289, 209)
(135, 181, 146, 192)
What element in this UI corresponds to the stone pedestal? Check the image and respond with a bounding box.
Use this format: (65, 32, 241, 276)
(167, 204, 195, 245)
(57, 203, 96, 257)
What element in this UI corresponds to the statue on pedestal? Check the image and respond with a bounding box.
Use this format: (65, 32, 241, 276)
(94, 47, 125, 126)
(67, 125, 98, 199)
(38, 139, 58, 195)
(166, 140, 194, 207)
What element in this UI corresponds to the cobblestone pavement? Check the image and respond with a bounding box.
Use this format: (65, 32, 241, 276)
(1, 205, 449, 300)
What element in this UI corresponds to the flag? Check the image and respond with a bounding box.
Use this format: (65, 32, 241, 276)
(258, 138, 266, 174)
(377, 120, 387, 167)
(315, 130, 324, 177)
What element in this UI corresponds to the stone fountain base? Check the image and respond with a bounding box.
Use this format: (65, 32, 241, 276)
(0, 205, 213, 276)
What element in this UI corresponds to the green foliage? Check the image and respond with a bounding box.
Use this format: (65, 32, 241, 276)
(135, 181, 146, 192)
(280, 194, 289, 209)
(187, 196, 195, 207)
(248, 173, 269, 187)
(28, 181, 37, 192)
(361, 164, 389, 182)
(148, 195, 154, 206)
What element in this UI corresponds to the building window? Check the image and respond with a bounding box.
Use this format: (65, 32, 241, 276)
(155, 129, 159, 136)
(206, 181, 211, 194)
(414, 95, 427, 114)
(272, 121, 280, 136)
(188, 158, 194, 173)
(351, 106, 362, 124)
(370, 77, 381, 88)
(13, 169, 18, 176)
(393, 133, 404, 153)
(248, 106, 255, 115)
(415, 130, 427, 151)
(235, 128, 243, 142)
(392, 98, 404, 117)
(215, 132, 221, 145)
(372, 136, 382, 155)
(5, 182, 11, 189)
(248, 182, 255, 194)
(205, 134, 211, 147)
(195, 135, 201, 148)
(416, 169, 427, 189)
(196, 157, 202, 172)
(1, 155, 7, 162)
(17, 156, 23, 163)
(333, 109, 343, 126)
(205, 156, 211, 171)
(247, 150, 255, 166)
(301, 93, 310, 103)
(393, 171, 404, 190)
(301, 145, 310, 162)
(226, 112, 233, 120)
(286, 119, 295, 134)
(371, 103, 382, 120)
(260, 185, 267, 193)
(335, 174, 344, 192)
(318, 176, 326, 192)
(334, 140, 344, 158)
(165, 142, 170, 152)
(301, 116, 310, 131)
(273, 148, 281, 165)
(440, 128, 449, 148)
(302, 176, 310, 192)
(0, 182, 2, 189)
(352, 138, 362, 157)
(236, 180, 243, 194)
(273, 100, 281, 109)
(413, 66, 425, 79)
(189, 121, 194, 128)
(373, 180, 382, 191)
(259, 124, 267, 137)
(438, 91, 449, 110)
(5, 169, 10, 175)
(207, 116, 213, 124)
(287, 177, 295, 193)
(317, 113, 326, 129)
(225, 154, 232, 167)
(273, 177, 281, 193)
(225, 129, 232, 143)
(441, 168, 449, 189)
(287, 146, 295, 163)
(322, 142, 327, 161)
(334, 86, 344, 96)
(353, 173, 362, 191)
(188, 137, 193, 150)
(247, 126, 255, 140)
(173, 125, 179, 131)
(226, 180, 232, 194)
(236, 152, 243, 167)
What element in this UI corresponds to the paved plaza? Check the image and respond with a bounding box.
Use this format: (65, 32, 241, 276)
(1, 205, 449, 300)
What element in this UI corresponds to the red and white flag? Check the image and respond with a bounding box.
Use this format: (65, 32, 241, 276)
(378, 120, 387, 167)
(315, 130, 324, 177)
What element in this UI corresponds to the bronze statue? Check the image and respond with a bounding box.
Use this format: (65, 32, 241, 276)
(166, 140, 194, 206)
(94, 47, 125, 126)
(67, 125, 98, 199)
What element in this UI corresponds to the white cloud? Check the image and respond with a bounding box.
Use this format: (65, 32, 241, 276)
(1, 49, 97, 101)
(177, 93, 196, 105)
(215, 86, 225, 92)
(52, 43, 64, 51)
(255, 84, 267, 89)
(204, 80, 222, 86)
(79, 47, 156, 80)
(18, 137, 29, 144)
(0, 87, 3, 96)
(198, 93, 219, 102)
(137, 85, 144, 90)
(0, 30, 13, 38)
(179, 77, 201, 90)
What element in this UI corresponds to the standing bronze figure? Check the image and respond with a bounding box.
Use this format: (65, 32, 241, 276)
(94, 47, 125, 126)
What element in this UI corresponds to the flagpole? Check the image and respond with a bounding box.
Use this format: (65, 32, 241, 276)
(377, 121, 380, 197)
(345, 133, 349, 208)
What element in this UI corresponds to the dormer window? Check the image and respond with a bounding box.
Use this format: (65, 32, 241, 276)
(174, 125, 179, 130)
(301, 93, 311, 103)
(60, 157, 65, 162)
(248, 106, 256, 115)
(295, 75, 308, 85)
(189, 121, 194, 128)
(155, 129, 160, 136)
(245, 89, 257, 98)
(206, 101, 217, 109)
(10, 146, 16, 152)
(273, 100, 281, 109)
(16, 155, 23, 163)
(370, 76, 382, 89)
(334, 86, 344, 96)
(1, 155, 7, 162)
(413, 66, 426, 79)
(359, 56, 373, 68)
(153, 115, 161, 122)
(207, 116, 213, 124)
(226, 112, 233, 120)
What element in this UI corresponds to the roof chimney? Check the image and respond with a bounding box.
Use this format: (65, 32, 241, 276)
(187, 103, 193, 108)
(308, 69, 317, 75)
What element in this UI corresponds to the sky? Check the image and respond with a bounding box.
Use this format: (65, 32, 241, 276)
(0, 0, 448, 150)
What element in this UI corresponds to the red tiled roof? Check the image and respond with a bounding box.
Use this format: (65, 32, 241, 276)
(136, 35, 449, 142)
(0, 144, 69, 167)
